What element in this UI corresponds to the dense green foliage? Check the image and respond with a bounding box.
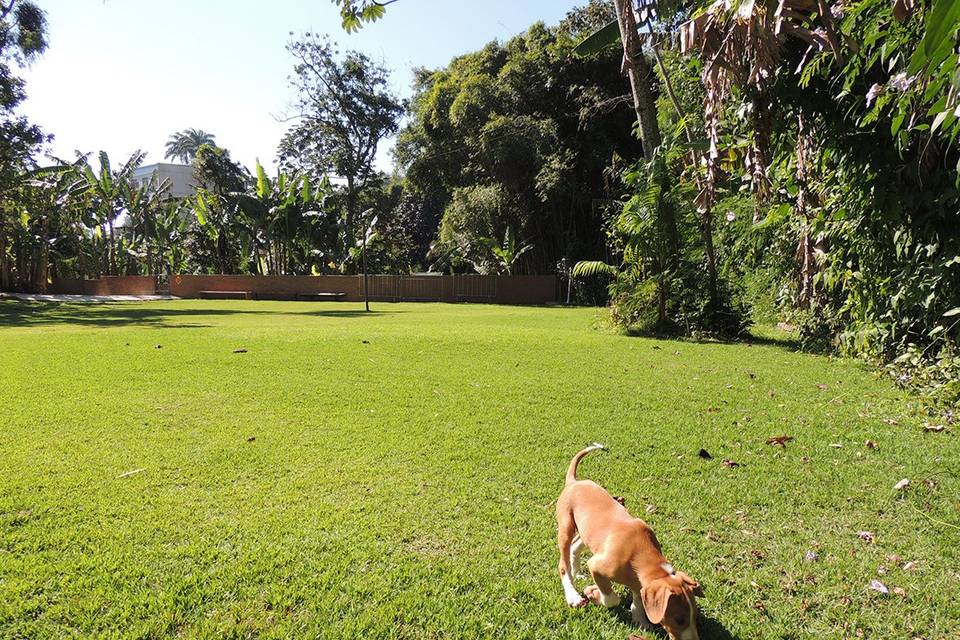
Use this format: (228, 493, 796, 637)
(0, 0, 48, 290)
(0, 30, 415, 286)
(549, 0, 960, 405)
(1, 300, 957, 638)
(394, 13, 640, 274)
(662, 0, 960, 405)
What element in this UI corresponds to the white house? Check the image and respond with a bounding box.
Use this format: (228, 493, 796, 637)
(132, 163, 197, 199)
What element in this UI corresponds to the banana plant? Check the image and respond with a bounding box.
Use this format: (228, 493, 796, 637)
(15, 162, 89, 291)
(123, 175, 171, 274)
(81, 150, 146, 275)
(231, 161, 335, 275)
(482, 226, 532, 275)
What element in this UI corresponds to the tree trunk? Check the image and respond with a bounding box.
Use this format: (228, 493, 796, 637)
(614, 0, 661, 161)
(108, 220, 117, 276)
(795, 112, 816, 309)
(613, 0, 679, 327)
(36, 232, 49, 294)
(645, 27, 720, 309)
(0, 225, 9, 291)
(346, 174, 357, 272)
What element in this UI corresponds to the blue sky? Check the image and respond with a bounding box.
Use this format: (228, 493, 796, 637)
(21, 0, 580, 173)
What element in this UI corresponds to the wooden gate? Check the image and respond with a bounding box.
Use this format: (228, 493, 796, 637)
(400, 275, 444, 301)
(453, 275, 496, 302)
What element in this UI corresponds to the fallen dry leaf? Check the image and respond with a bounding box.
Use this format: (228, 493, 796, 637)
(865, 440, 878, 450)
(246, 436, 256, 442)
(903, 561, 918, 571)
(923, 424, 945, 433)
(883, 418, 899, 425)
(766, 435, 794, 448)
(869, 579, 889, 595)
(857, 531, 875, 544)
(829, 443, 843, 448)
(893, 586, 907, 598)
(816, 383, 828, 390)
(894, 478, 910, 491)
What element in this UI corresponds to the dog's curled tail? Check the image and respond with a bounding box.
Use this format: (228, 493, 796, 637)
(565, 443, 606, 485)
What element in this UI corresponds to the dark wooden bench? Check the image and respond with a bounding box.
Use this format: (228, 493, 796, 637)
(297, 292, 347, 301)
(253, 292, 298, 301)
(198, 290, 250, 300)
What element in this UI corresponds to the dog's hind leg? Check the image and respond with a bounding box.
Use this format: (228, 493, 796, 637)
(556, 510, 587, 607)
(583, 554, 621, 608)
(570, 535, 587, 579)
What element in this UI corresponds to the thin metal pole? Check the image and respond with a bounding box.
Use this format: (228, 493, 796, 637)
(362, 237, 370, 312)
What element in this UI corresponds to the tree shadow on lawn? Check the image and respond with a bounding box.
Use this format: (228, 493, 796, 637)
(0, 301, 397, 328)
(608, 600, 741, 639)
(623, 325, 802, 354)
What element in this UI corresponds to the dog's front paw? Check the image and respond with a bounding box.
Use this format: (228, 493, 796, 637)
(566, 594, 588, 608)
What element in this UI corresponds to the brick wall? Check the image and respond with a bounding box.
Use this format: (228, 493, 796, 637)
(49, 276, 157, 296)
(169, 274, 558, 305)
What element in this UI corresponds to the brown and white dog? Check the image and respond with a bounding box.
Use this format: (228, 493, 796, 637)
(556, 444, 703, 640)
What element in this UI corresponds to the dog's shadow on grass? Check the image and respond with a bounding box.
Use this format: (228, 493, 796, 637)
(610, 602, 740, 640)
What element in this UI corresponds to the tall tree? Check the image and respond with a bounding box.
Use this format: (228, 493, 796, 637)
(396, 19, 639, 274)
(192, 144, 248, 274)
(0, 0, 48, 290)
(278, 35, 402, 257)
(164, 128, 217, 164)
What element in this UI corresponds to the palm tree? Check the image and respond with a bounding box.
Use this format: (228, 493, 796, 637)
(164, 129, 217, 164)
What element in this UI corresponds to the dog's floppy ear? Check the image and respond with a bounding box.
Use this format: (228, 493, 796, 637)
(641, 583, 670, 624)
(677, 571, 704, 597)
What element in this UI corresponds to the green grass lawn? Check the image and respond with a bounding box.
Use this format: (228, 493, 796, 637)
(1, 300, 957, 639)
